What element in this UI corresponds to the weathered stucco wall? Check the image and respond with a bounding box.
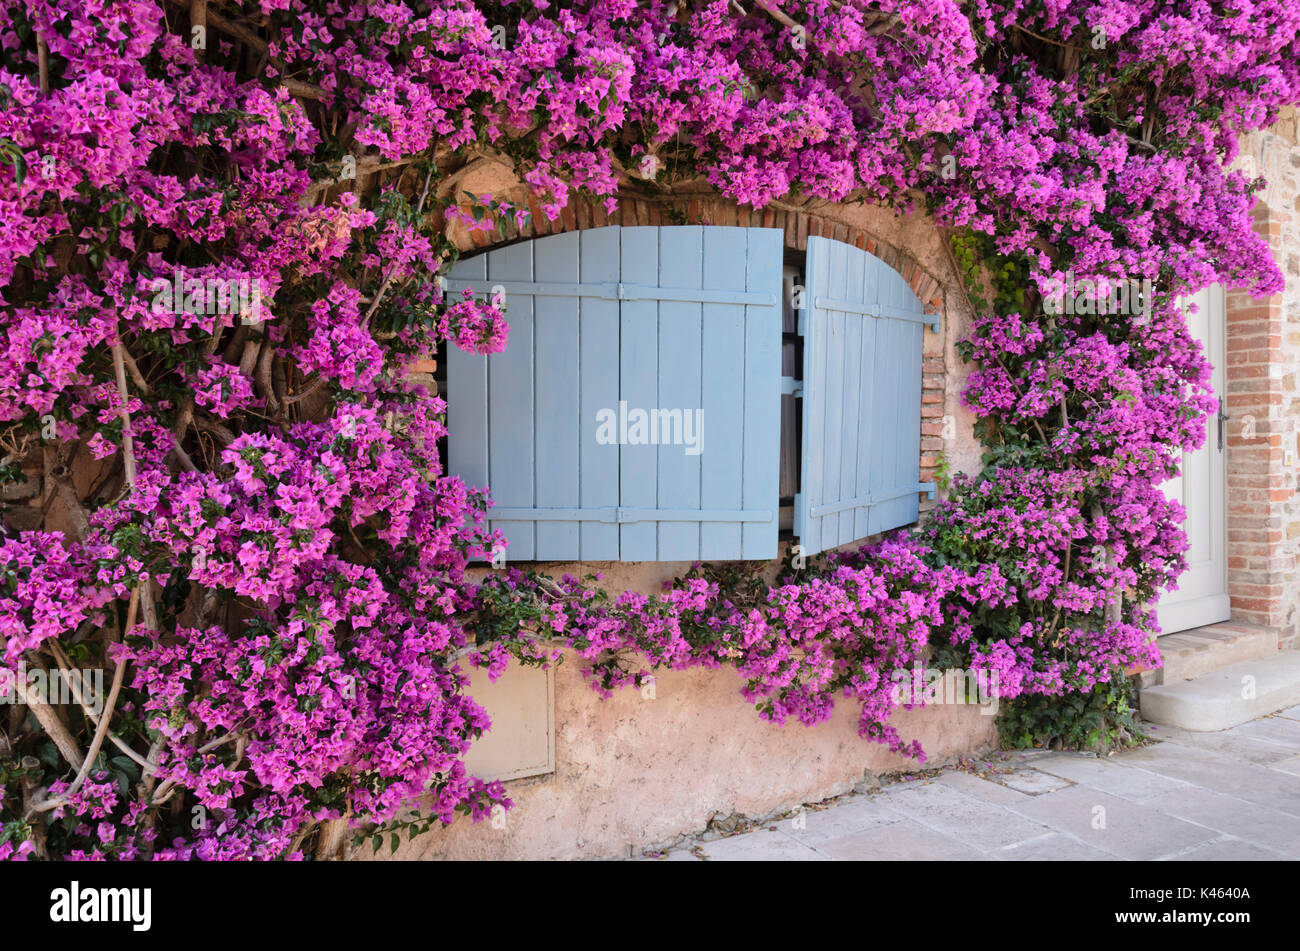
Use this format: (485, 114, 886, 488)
(367, 651, 998, 861)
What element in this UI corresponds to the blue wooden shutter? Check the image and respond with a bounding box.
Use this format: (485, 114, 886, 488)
(794, 236, 933, 556)
(445, 226, 783, 562)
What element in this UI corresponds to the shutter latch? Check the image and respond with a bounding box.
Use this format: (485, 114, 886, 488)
(781, 376, 803, 398)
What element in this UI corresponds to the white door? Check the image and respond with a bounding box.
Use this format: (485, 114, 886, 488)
(1156, 285, 1230, 634)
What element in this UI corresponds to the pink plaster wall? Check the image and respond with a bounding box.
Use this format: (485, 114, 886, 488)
(366, 651, 998, 861)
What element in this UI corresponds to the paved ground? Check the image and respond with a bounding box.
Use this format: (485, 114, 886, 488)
(643, 706, 1300, 861)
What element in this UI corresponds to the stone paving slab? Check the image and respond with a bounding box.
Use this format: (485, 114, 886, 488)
(991, 832, 1113, 861)
(1228, 716, 1300, 751)
(1006, 787, 1221, 860)
(1138, 786, 1300, 857)
(1270, 754, 1300, 777)
(642, 710, 1300, 861)
(1029, 752, 1192, 803)
(780, 796, 901, 845)
(1141, 721, 1297, 765)
(934, 769, 1028, 804)
(811, 818, 986, 861)
(1164, 837, 1285, 861)
(998, 768, 1073, 795)
(877, 780, 1055, 852)
(694, 828, 826, 861)
(1120, 743, 1300, 817)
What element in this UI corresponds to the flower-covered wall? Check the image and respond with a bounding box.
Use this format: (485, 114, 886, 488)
(2, 1, 1297, 862)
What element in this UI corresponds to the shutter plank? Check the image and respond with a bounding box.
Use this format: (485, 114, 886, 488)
(866, 261, 897, 537)
(486, 242, 536, 560)
(700, 227, 746, 560)
(579, 227, 621, 560)
(873, 267, 913, 533)
(741, 228, 783, 559)
(656, 225, 704, 561)
(821, 239, 847, 549)
(618, 227, 659, 560)
(854, 260, 879, 542)
(838, 247, 864, 548)
(533, 231, 581, 560)
(800, 237, 829, 554)
(446, 254, 490, 551)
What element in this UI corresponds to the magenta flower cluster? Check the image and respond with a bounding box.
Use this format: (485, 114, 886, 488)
(470, 540, 1015, 761)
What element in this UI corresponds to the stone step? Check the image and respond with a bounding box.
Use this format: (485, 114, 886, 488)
(1156, 622, 1279, 685)
(1139, 651, 1300, 732)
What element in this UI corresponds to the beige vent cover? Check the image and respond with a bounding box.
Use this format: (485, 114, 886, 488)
(460, 660, 556, 782)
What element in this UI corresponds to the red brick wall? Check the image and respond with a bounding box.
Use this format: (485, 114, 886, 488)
(1225, 110, 1300, 648)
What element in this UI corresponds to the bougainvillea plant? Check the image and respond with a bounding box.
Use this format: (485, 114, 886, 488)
(0, 1, 1296, 860)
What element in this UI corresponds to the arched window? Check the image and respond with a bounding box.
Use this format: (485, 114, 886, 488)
(445, 226, 935, 562)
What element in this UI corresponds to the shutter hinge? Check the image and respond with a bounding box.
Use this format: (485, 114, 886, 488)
(916, 481, 937, 500)
(599, 282, 633, 301)
(781, 376, 803, 398)
(925, 311, 940, 334)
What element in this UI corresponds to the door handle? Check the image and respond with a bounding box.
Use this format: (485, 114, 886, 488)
(1216, 398, 1229, 452)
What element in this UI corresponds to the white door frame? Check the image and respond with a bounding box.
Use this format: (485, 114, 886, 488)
(1156, 285, 1231, 635)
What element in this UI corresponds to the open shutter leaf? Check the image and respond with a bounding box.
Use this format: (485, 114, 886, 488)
(794, 235, 930, 556)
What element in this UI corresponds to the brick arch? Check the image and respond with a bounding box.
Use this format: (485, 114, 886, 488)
(443, 193, 947, 314)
